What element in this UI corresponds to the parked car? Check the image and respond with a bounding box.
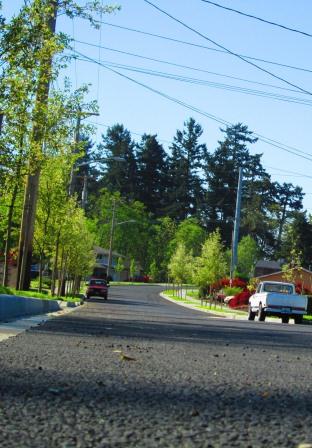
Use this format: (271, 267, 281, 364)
(86, 278, 109, 300)
(248, 281, 307, 324)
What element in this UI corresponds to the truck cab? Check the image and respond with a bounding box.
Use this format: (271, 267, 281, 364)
(248, 281, 307, 324)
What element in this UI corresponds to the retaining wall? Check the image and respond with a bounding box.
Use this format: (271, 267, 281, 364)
(0, 295, 79, 322)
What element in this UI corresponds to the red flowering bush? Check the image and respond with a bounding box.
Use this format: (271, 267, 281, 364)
(295, 282, 312, 295)
(228, 291, 251, 309)
(212, 277, 247, 290)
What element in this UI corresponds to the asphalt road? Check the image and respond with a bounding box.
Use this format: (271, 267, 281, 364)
(1, 285, 312, 448)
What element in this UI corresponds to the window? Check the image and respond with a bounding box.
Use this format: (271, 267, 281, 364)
(263, 283, 293, 294)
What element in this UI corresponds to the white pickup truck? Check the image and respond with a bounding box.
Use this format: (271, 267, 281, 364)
(248, 281, 307, 324)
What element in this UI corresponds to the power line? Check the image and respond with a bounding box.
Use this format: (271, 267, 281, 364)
(143, 0, 312, 96)
(72, 54, 312, 107)
(73, 49, 312, 163)
(74, 39, 309, 95)
(97, 22, 312, 75)
(264, 166, 312, 180)
(200, 0, 312, 38)
(86, 120, 172, 144)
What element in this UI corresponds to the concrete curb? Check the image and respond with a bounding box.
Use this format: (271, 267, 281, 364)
(0, 294, 81, 323)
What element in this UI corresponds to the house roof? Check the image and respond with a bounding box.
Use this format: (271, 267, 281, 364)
(255, 260, 281, 270)
(93, 246, 125, 258)
(256, 267, 312, 279)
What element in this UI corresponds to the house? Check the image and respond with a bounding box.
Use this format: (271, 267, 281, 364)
(254, 260, 282, 277)
(256, 267, 312, 293)
(93, 246, 130, 281)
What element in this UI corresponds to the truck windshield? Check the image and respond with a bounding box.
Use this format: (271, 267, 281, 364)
(263, 283, 293, 294)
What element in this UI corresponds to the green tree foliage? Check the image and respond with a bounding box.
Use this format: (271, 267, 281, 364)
(168, 242, 193, 285)
(96, 124, 138, 199)
(193, 229, 227, 291)
(273, 182, 304, 249)
(236, 235, 259, 279)
(136, 133, 169, 217)
(147, 216, 176, 282)
(90, 190, 151, 271)
(281, 211, 312, 268)
(203, 123, 260, 243)
(166, 118, 207, 220)
(115, 257, 125, 280)
(169, 218, 206, 257)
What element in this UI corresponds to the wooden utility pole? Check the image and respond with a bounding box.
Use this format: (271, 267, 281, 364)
(230, 167, 243, 282)
(16, 1, 58, 290)
(107, 199, 117, 280)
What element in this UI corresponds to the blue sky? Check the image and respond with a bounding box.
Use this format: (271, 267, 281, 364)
(4, 0, 312, 209)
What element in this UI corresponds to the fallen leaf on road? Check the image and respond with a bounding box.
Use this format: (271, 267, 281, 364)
(120, 353, 137, 362)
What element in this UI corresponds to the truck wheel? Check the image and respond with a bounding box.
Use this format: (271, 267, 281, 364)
(248, 305, 256, 321)
(258, 303, 266, 322)
(281, 316, 289, 324)
(103, 293, 108, 300)
(294, 315, 303, 324)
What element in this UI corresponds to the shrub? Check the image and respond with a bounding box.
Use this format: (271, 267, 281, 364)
(228, 291, 251, 309)
(223, 286, 243, 296)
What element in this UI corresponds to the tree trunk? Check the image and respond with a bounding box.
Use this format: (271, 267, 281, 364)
(3, 182, 19, 286)
(51, 230, 61, 296)
(38, 251, 44, 292)
(16, 1, 58, 291)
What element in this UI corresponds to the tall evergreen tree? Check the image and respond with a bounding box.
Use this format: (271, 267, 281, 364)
(272, 182, 304, 249)
(280, 211, 312, 268)
(203, 123, 273, 248)
(96, 124, 138, 199)
(136, 133, 169, 217)
(166, 117, 207, 221)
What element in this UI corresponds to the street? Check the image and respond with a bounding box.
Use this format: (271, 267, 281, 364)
(1, 285, 312, 447)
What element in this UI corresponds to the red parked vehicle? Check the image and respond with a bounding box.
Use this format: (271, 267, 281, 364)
(86, 278, 109, 300)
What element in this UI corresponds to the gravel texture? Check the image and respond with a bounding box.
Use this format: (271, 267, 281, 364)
(1, 285, 312, 447)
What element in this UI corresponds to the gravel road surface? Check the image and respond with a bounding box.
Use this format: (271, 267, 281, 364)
(1, 285, 312, 447)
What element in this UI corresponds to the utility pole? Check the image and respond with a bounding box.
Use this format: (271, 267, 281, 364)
(230, 167, 243, 282)
(107, 199, 116, 280)
(81, 174, 88, 210)
(16, 1, 58, 290)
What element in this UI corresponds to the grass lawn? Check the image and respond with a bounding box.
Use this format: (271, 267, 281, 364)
(163, 289, 247, 316)
(0, 285, 80, 302)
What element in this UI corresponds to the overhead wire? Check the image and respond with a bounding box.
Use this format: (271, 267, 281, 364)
(73, 39, 309, 95)
(86, 119, 172, 144)
(96, 22, 312, 75)
(200, 0, 312, 38)
(71, 54, 312, 107)
(143, 0, 312, 96)
(72, 49, 312, 163)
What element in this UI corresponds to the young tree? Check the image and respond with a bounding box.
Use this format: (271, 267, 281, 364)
(115, 257, 125, 281)
(147, 216, 177, 282)
(1, 0, 119, 290)
(169, 217, 206, 257)
(193, 229, 227, 293)
(168, 242, 193, 296)
(236, 235, 259, 279)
